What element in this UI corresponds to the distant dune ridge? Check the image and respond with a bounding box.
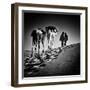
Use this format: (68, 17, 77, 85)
(24, 43, 80, 77)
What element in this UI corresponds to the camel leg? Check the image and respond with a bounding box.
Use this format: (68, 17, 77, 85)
(42, 41, 44, 53)
(38, 41, 40, 55)
(31, 44, 35, 57)
(61, 41, 63, 47)
(48, 39, 50, 49)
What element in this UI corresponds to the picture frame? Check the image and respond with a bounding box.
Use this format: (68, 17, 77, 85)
(11, 3, 88, 87)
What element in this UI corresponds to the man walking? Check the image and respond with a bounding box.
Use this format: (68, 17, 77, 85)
(59, 32, 68, 47)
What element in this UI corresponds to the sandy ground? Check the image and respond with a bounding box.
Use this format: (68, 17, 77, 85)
(24, 43, 80, 77)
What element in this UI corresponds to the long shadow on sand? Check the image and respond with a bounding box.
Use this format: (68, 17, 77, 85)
(24, 43, 80, 77)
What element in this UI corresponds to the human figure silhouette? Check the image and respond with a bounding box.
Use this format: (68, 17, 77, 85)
(60, 32, 64, 47)
(59, 32, 68, 47)
(64, 32, 68, 46)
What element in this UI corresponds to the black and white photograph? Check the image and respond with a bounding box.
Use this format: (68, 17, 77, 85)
(24, 12, 80, 77)
(11, 3, 87, 87)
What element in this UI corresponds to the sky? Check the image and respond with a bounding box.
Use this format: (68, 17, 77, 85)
(23, 11, 80, 50)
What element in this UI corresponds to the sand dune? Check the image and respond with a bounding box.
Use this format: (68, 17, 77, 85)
(24, 43, 80, 77)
